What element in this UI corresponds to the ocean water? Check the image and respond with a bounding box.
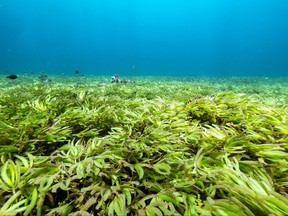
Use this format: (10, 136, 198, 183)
(0, 0, 288, 77)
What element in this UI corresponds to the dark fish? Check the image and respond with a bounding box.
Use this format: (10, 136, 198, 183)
(6, 74, 18, 79)
(75, 70, 79, 74)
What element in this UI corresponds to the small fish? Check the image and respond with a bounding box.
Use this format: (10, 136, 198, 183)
(6, 74, 18, 79)
(75, 70, 79, 74)
(111, 73, 120, 83)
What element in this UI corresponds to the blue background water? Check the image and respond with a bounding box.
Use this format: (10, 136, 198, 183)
(0, 0, 288, 77)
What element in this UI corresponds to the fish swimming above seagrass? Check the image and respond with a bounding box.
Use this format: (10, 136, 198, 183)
(6, 74, 18, 79)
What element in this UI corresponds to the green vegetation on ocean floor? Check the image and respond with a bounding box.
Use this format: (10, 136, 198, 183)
(0, 76, 287, 215)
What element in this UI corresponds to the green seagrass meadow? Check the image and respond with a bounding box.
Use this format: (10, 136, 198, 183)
(0, 76, 288, 215)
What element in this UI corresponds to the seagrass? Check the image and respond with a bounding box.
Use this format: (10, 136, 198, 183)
(0, 76, 287, 215)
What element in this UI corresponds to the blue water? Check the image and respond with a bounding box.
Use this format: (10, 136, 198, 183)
(1, 0, 288, 77)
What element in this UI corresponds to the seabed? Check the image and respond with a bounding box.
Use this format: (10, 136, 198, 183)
(0, 75, 287, 215)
